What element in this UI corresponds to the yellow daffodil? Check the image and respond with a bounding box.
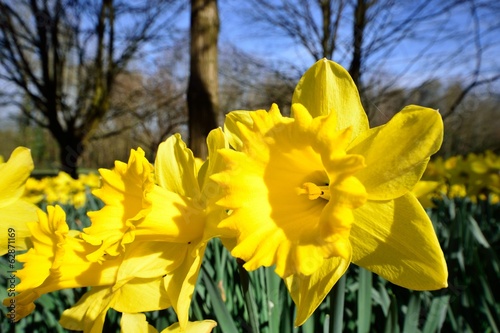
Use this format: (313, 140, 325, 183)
(213, 59, 447, 325)
(0, 147, 39, 255)
(58, 236, 197, 332)
(111, 313, 216, 333)
(3, 205, 118, 321)
(4, 205, 183, 327)
(422, 151, 500, 201)
(22, 171, 101, 207)
(162, 320, 217, 333)
(60, 279, 170, 332)
(81, 130, 228, 328)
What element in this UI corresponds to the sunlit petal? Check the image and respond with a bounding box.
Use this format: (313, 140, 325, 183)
(161, 320, 217, 333)
(59, 287, 112, 333)
(82, 148, 154, 260)
(164, 244, 205, 328)
(292, 58, 369, 137)
(224, 110, 255, 150)
(121, 313, 157, 333)
(0, 200, 38, 254)
(351, 194, 448, 290)
(284, 256, 350, 326)
(348, 105, 444, 200)
(156, 133, 200, 198)
(0, 147, 33, 206)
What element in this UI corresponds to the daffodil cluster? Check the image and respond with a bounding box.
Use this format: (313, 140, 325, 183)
(2, 59, 448, 331)
(415, 151, 500, 205)
(22, 171, 101, 208)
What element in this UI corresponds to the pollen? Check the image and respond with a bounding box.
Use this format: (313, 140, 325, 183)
(297, 182, 330, 200)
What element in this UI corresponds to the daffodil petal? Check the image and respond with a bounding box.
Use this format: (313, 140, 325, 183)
(139, 185, 206, 243)
(59, 287, 113, 333)
(16, 206, 68, 291)
(0, 200, 38, 254)
(284, 256, 350, 326)
(224, 110, 256, 150)
(199, 127, 227, 189)
(413, 180, 441, 208)
(351, 193, 448, 290)
(115, 241, 186, 284)
(83, 149, 154, 260)
(1, 290, 36, 322)
(112, 278, 171, 313)
(164, 244, 205, 329)
(161, 320, 217, 333)
(0, 147, 33, 206)
(121, 313, 157, 333)
(292, 59, 369, 137)
(412, 181, 440, 198)
(156, 134, 200, 198)
(348, 105, 443, 200)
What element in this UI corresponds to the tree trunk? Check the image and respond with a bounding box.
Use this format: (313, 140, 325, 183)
(187, 0, 220, 159)
(57, 134, 84, 179)
(349, 0, 368, 87)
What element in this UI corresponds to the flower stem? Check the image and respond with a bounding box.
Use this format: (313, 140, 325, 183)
(329, 273, 346, 333)
(237, 259, 260, 333)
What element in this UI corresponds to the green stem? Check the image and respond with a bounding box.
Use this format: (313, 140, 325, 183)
(238, 260, 260, 333)
(330, 274, 346, 333)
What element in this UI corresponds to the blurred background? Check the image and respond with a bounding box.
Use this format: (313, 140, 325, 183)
(1, 0, 499, 173)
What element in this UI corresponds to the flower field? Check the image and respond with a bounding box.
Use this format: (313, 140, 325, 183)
(1, 60, 499, 333)
(1, 151, 499, 333)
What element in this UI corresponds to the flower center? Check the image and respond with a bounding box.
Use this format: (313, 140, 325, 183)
(297, 182, 330, 200)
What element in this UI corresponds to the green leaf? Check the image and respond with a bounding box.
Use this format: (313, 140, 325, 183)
(422, 295, 449, 333)
(467, 216, 490, 248)
(357, 268, 372, 333)
(265, 266, 282, 333)
(383, 294, 399, 333)
(403, 292, 421, 333)
(201, 268, 239, 333)
(238, 263, 260, 333)
(481, 299, 500, 333)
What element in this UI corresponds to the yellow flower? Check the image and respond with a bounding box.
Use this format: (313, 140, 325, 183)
(422, 151, 500, 201)
(119, 314, 217, 333)
(162, 320, 217, 333)
(0, 147, 39, 255)
(216, 104, 366, 278)
(213, 59, 447, 325)
(63, 298, 217, 333)
(3, 205, 119, 321)
(60, 279, 170, 332)
(22, 171, 100, 208)
(81, 130, 228, 328)
(22, 177, 46, 204)
(4, 205, 182, 325)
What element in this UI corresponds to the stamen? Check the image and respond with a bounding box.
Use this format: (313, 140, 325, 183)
(297, 182, 330, 200)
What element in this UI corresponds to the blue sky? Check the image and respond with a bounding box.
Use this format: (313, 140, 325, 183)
(214, 0, 500, 88)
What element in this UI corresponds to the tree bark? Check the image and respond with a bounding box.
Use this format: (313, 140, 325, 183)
(57, 134, 84, 179)
(348, 0, 368, 87)
(187, 0, 220, 159)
